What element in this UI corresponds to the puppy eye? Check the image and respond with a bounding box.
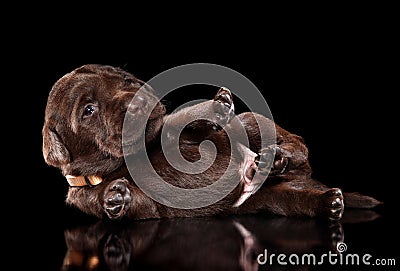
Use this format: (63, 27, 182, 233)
(83, 104, 97, 118)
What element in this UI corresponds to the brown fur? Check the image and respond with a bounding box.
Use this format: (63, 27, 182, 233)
(42, 64, 381, 220)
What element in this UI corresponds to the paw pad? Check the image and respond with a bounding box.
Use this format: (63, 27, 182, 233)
(213, 87, 235, 129)
(323, 188, 344, 221)
(103, 178, 131, 219)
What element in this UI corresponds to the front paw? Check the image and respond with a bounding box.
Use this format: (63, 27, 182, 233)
(322, 188, 344, 221)
(213, 87, 235, 130)
(256, 145, 289, 175)
(103, 233, 131, 270)
(103, 178, 131, 219)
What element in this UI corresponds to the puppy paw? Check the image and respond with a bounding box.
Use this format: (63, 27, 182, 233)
(329, 222, 345, 252)
(256, 145, 289, 175)
(103, 233, 131, 270)
(322, 188, 344, 221)
(213, 87, 235, 130)
(103, 178, 131, 219)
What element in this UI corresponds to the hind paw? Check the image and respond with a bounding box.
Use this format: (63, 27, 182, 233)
(213, 87, 235, 130)
(329, 222, 345, 252)
(322, 188, 344, 221)
(256, 145, 289, 175)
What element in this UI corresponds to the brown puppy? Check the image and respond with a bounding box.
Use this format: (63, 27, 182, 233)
(42, 64, 381, 220)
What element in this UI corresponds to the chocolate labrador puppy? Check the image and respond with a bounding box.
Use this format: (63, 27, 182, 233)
(42, 64, 381, 221)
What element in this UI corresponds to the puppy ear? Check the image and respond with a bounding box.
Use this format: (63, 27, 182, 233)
(42, 125, 70, 167)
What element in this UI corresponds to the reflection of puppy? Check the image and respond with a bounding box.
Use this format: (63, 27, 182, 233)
(61, 219, 253, 271)
(42, 64, 381, 220)
(61, 214, 363, 270)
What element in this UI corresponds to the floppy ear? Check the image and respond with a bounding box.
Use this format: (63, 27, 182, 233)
(42, 124, 70, 167)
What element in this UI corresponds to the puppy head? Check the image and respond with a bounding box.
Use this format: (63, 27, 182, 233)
(42, 64, 166, 176)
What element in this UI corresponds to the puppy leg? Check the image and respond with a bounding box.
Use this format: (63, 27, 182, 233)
(205, 87, 310, 176)
(165, 86, 310, 176)
(163, 87, 236, 144)
(256, 144, 289, 175)
(210, 87, 309, 176)
(236, 112, 311, 176)
(239, 179, 345, 221)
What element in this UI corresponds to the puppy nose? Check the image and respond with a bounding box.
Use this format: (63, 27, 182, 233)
(127, 95, 147, 114)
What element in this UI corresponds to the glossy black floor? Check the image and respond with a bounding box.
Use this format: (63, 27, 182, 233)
(19, 42, 397, 270)
(32, 201, 396, 271)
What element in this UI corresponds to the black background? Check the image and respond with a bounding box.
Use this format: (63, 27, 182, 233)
(9, 13, 397, 270)
(27, 40, 394, 215)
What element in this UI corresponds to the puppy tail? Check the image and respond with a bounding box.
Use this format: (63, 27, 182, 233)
(344, 192, 383, 209)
